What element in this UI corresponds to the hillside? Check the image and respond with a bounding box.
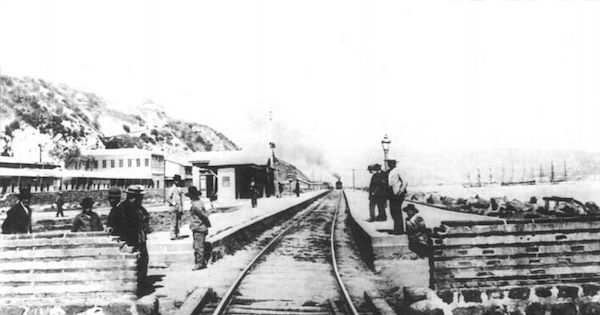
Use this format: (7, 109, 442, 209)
(0, 76, 239, 164)
(274, 159, 310, 183)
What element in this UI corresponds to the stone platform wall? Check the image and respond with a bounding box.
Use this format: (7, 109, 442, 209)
(0, 231, 139, 314)
(413, 217, 600, 314)
(431, 217, 600, 291)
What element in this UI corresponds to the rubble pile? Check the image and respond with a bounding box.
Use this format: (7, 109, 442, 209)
(408, 192, 600, 219)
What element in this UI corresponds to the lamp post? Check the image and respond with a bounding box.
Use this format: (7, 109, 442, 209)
(381, 134, 391, 171)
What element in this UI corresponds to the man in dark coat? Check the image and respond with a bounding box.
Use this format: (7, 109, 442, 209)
(404, 204, 430, 257)
(119, 185, 151, 291)
(106, 186, 123, 237)
(55, 192, 65, 217)
(294, 180, 301, 197)
(368, 164, 388, 221)
(249, 179, 258, 208)
(71, 197, 103, 232)
(2, 188, 32, 234)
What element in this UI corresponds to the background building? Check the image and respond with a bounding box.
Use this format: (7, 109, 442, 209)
(189, 150, 274, 201)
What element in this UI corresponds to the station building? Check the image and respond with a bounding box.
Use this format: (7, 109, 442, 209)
(0, 157, 61, 193)
(78, 148, 166, 189)
(189, 150, 275, 201)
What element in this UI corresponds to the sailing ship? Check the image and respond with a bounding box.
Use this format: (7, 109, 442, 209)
(549, 160, 568, 184)
(462, 168, 483, 188)
(501, 164, 536, 186)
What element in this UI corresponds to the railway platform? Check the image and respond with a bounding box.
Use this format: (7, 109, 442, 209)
(143, 190, 329, 313)
(343, 190, 490, 297)
(344, 190, 490, 259)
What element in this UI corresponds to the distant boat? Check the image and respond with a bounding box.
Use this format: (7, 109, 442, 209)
(501, 180, 536, 186)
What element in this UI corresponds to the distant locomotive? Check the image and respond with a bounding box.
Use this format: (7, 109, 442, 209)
(335, 180, 343, 190)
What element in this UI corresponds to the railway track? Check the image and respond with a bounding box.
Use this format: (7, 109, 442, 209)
(198, 191, 371, 315)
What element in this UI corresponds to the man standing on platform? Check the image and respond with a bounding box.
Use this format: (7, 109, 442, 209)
(387, 159, 407, 234)
(120, 185, 151, 291)
(368, 164, 388, 222)
(106, 186, 123, 237)
(2, 187, 32, 234)
(187, 186, 211, 270)
(167, 174, 184, 240)
(294, 180, 301, 197)
(249, 179, 258, 208)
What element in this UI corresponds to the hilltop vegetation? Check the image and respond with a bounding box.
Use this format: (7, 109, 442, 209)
(0, 76, 239, 163)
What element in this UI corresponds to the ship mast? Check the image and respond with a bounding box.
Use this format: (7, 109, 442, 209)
(477, 168, 482, 187)
(467, 169, 472, 185)
(550, 161, 555, 182)
(489, 167, 493, 184)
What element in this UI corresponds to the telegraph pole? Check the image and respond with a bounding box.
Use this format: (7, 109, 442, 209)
(352, 169, 355, 190)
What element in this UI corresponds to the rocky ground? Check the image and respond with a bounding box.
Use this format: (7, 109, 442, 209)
(408, 190, 600, 220)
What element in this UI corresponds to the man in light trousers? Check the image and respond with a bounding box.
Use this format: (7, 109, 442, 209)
(167, 174, 184, 240)
(387, 159, 407, 234)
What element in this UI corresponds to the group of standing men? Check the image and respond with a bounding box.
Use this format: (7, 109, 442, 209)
(166, 174, 211, 270)
(367, 160, 430, 257)
(367, 159, 407, 234)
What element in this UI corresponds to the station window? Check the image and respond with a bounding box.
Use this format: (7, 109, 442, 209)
(128, 159, 132, 167)
(93, 160, 98, 169)
(136, 159, 141, 167)
(145, 158, 149, 167)
(222, 176, 230, 187)
(119, 159, 123, 168)
(102, 160, 106, 168)
(110, 160, 115, 168)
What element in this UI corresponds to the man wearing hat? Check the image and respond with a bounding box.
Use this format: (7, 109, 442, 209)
(187, 186, 211, 270)
(387, 159, 407, 234)
(404, 204, 430, 257)
(368, 163, 388, 222)
(2, 187, 32, 234)
(167, 174, 184, 240)
(55, 191, 65, 217)
(72, 197, 103, 232)
(120, 185, 151, 290)
(106, 186, 123, 236)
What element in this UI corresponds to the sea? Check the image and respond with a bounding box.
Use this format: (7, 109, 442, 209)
(412, 180, 600, 204)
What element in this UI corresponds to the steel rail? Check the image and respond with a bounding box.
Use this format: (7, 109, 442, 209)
(330, 192, 360, 315)
(210, 197, 324, 315)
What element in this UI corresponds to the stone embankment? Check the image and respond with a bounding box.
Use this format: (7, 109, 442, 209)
(0, 231, 150, 315)
(404, 217, 600, 315)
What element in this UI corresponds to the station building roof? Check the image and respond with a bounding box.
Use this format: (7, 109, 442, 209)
(82, 148, 164, 157)
(189, 150, 272, 168)
(0, 156, 61, 170)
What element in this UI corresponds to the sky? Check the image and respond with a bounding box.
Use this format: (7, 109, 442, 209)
(1, 0, 600, 186)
